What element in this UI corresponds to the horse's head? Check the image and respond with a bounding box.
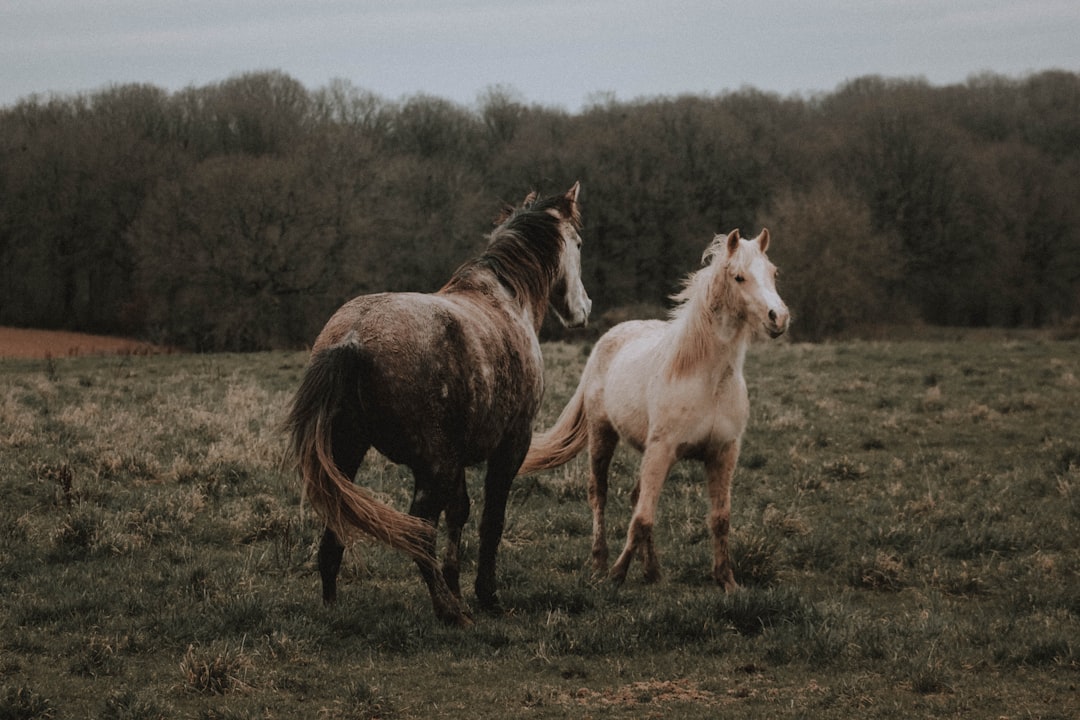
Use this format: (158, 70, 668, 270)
(709, 228, 790, 338)
(479, 182, 591, 330)
(545, 182, 591, 328)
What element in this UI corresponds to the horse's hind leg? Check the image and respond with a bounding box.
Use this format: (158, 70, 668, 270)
(319, 422, 370, 605)
(611, 441, 675, 585)
(706, 440, 740, 592)
(409, 468, 472, 626)
(441, 468, 470, 599)
(319, 528, 346, 605)
(587, 422, 619, 574)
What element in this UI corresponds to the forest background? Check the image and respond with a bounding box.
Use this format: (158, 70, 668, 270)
(1, 69, 1078, 350)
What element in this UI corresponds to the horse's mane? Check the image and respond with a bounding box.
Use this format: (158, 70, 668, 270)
(443, 191, 580, 304)
(667, 234, 752, 376)
(668, 234, 748, 320)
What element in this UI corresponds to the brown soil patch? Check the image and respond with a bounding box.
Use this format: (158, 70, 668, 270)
(570, 679, 719, 708)
(0, 327, 165, 359)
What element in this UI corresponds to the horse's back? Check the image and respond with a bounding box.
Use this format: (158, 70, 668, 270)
(591, 319, 668, 383)
(318, 291, 531, 363)
(315, 292, 463, 352)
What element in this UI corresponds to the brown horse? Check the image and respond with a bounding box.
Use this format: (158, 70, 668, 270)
(285, 183, 590, 625)
(519, 229, 788, 590)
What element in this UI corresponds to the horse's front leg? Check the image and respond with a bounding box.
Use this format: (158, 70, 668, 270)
(610, 441, 676, 585)
(475, 438, 527, 613)
(587, 423, 619, 575)
(706, 440, 741, 591)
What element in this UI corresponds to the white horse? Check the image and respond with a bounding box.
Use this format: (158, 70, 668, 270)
(518, 229, 788, 589)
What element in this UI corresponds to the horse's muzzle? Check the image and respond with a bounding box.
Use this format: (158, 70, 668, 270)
(567, 313, 590, 329)
(567, 296, 592, 328)
(765, 308, 789, 338)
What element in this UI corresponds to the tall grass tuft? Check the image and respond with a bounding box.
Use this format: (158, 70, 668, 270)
(99, 690, 173, 720)
(180, 643, 253, 695)
(0, 684, 53, 719)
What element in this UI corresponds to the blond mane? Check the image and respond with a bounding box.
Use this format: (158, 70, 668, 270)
(667, 233, 753, 377)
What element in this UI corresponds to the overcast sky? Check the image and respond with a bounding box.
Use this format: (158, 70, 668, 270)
(3, 0, 1078, 111)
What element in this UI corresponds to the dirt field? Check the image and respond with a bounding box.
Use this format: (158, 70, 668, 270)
(0, 327, 164, 358)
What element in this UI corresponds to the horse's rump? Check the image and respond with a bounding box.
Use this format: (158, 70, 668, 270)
(283, 338, 435, 560)
(519, 321, 661, 475)
(315, 290, 543, 467)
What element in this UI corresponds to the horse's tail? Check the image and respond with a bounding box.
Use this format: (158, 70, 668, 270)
(283, 336, 435, 563)
(518, 380, 589, 475)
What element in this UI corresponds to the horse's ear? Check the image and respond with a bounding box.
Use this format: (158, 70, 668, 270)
(758, 227, 770, 252)
(565, 181, 581, 204)
(726, 229, 741, 255)
(522, 190, 538, 208)
(562, 181, 583, 226)
(493, 204, 514, 225)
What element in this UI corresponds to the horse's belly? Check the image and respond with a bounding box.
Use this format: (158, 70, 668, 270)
(602, 363, 653, 449)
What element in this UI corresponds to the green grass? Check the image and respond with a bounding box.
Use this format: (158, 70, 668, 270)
(1, 339, 1078, 718)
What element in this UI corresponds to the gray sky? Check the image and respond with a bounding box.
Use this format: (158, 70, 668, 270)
(3, 0, 1078, 111)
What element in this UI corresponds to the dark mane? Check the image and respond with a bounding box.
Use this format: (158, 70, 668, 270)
(443, 191, 579, 305)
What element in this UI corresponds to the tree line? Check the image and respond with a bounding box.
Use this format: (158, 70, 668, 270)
(1, 69, 1078, 349)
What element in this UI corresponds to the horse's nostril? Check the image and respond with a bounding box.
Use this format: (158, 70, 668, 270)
(768, 309, 777, 322)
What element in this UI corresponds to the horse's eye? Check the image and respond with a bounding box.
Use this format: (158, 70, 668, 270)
(734, 274, 745, 284)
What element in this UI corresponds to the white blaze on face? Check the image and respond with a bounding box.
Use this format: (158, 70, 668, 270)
(742, 237, 789, 337)
(557, 224, 591, 327)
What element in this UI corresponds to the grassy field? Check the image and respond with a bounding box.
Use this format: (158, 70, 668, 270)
(0, 338, 1077, 719)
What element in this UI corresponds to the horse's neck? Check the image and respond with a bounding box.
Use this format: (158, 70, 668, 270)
(441, 265, 546, 332)
(666, 299, 749, 382)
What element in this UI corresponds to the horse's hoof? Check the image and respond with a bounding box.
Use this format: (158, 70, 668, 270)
(432, 590, 474, 626)
(480, 602, 506, 617)
(436, 605, 474, 627)
(714, 575, 739, 593)
(438, 612, 473, 628)
(476, 592, 505, 616)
